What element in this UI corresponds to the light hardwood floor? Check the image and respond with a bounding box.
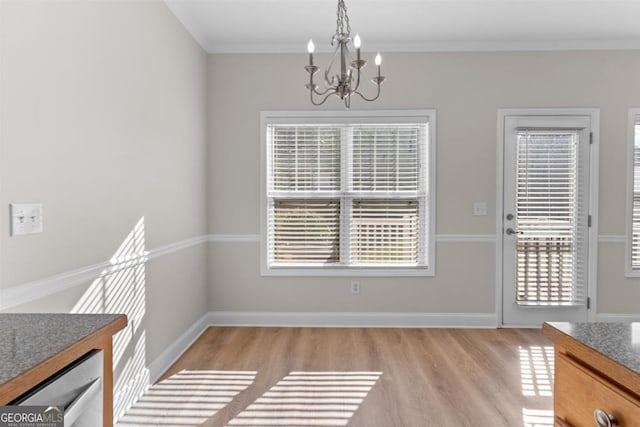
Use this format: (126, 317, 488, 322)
(117, 327, 554, 427)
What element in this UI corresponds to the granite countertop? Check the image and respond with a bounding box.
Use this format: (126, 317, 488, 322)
(0, 313, 126, 388)
(546, 321, 640, 377)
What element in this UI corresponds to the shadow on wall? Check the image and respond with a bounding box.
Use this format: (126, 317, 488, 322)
(71, 217, 149, 421)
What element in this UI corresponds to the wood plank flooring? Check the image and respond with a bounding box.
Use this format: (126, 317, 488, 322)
(117, 327, 554, 427)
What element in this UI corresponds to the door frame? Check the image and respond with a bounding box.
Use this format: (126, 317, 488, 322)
(496, 108, 600, 327)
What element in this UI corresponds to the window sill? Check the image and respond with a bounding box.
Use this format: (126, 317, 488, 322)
(261, 265, 434, 277)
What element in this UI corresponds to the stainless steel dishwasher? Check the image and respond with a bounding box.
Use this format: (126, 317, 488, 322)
(12, 350, 103, 427)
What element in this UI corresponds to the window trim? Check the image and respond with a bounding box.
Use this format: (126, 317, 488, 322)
(260, 110, 436, 277)
(626, 108, 640, 277)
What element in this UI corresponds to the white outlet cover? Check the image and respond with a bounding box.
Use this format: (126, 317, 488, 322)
(10, 203, 43, 236)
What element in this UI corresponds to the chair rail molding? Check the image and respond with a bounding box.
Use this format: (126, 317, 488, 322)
(0, 235, 209, 310)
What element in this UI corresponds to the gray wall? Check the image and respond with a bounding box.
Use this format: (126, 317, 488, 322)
(206, 51, 640, 316)
(0, 0, 209, 416)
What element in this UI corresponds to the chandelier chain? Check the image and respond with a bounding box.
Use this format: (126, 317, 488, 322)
(336, 0, 351, 37)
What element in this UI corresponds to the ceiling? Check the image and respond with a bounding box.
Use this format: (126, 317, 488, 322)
(164, 0, 640, 54)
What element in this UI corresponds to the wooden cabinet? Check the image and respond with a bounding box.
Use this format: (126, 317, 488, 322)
(544, 322, 640, 427)
(554, 352, 640, 426)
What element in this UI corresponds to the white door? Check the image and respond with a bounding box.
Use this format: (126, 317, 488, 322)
(501, 113, 595, 326)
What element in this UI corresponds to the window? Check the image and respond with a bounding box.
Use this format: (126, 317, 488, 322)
(260, 111, 435, 276)
(627, 110, 640, 276)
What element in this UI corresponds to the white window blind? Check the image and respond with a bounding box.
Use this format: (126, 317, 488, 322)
(263, 112, 433, 274)
(271, 127, 341, 192)
(352, 126, 420, 192)
(515, 129, 588, 305)
(350, 200, 419, 264)
(630, 120, 640, 272)
(271, 199, 340, 264)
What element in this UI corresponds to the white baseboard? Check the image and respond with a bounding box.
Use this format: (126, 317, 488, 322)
(147, 313, 211, 384)
(206, 311, 498, 328)
(596, 313, 640, 322)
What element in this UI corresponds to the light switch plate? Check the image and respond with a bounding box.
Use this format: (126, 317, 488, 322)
(472, 202, 488, 216)
(10, 204, 43, 236)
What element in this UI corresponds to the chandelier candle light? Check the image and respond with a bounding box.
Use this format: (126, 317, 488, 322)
(305, 0, 385, 108)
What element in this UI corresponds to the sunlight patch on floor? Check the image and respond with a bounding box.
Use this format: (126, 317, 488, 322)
(519, 346, 554, 397)
(225, 371, 382, 427)
(523, 408, 554, 426)
(116, 369, 257, 426)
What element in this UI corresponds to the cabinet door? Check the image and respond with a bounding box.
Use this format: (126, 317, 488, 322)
(555, 352, 640, 426)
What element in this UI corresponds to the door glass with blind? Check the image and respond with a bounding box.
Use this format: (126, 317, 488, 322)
(502, 115, 591, 326)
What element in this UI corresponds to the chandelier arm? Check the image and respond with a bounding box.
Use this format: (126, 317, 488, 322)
(311, 85, 333, 96)
(305, 64, 333, 96)
(324, 45, 342, 87)
(324, 69, 334, 88)
(353, 84, 382, 102)
(351, 66, 362, 94)
(310, 90, 337, 106)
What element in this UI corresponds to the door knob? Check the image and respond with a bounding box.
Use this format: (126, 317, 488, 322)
(505, 228, 521, 235)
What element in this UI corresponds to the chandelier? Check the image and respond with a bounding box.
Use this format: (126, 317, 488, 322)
(305, 0, 385, 108)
